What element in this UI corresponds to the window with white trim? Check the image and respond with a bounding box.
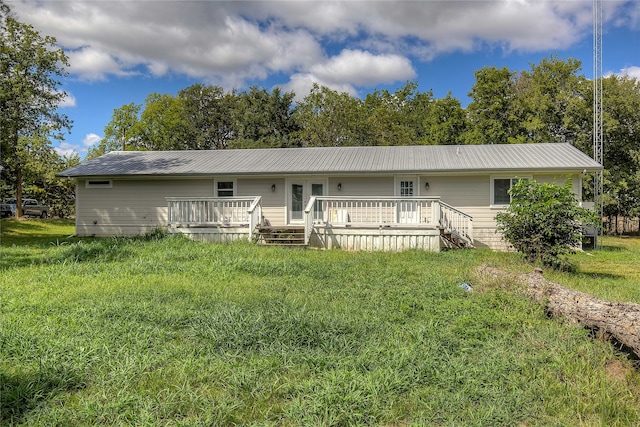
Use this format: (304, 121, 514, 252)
(400, 180, 414, 197)
(491, 177, 529, 206)
(216, 180, 235, 197)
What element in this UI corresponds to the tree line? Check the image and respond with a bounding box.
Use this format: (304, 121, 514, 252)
(92, 58, 640, 225)
(0, 1, 77, 217)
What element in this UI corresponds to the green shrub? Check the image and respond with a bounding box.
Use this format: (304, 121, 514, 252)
(495, 179, 598, 271)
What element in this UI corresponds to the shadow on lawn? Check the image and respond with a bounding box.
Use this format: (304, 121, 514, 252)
(0, 238, 136, 270)
(0, 370, 86, 424)
(574, 271, 623, 280)
(53, 238, 135, 264)
(0, 219, 78, 248)
(600, 245, 626, 252)
(0, 250, 46, 270)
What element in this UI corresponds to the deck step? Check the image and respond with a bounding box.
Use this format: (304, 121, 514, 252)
(256, 226, 307, 247)
(440, 229, 471, 249)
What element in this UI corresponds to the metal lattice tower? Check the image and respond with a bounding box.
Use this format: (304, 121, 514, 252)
(593, 0, 604, 246)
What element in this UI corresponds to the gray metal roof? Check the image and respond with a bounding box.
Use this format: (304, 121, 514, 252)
(57, 143, 602, 178)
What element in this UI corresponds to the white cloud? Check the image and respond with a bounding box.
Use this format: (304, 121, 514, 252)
(612, 0, 640, 30)
(619, 66, 640, 80)
(53, 133, 102, 158)
(82, 133, 102, 147)
(280, 73, 358, 103)
(310, 50, 415, 87)
(54, 141, 80, 157)
(605, 65, 640, 80)
(66, 47, 138, 82)
(58, 91, 76, 107)
(13, 1, 324, 84)
(10, 0, 634, 89)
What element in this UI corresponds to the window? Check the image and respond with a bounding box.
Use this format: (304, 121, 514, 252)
(216, 181, 235, 197)
(400, 180, 414, 197)
(492, 177, 529, 206)
(85, 180, 112, 188)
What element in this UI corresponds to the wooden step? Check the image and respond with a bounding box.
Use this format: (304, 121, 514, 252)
(256, 226, 307, 247)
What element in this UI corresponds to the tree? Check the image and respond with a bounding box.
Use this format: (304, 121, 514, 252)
(363, 82, 425, 146)
(598, 75, 640, 231)
(20, 131, 78, 217)
(421, 93, 467, 145)
(178, 84, 238, 150)
(135, 93, 191, 150)
(232, 86, 298, 148)
(101, 103, 142, 153)
(293, 83, 366, 147)
(0, 2, 71, 217)
(511, 56, 585, 144)
(495, 179, 598, 270)
(465, 66, 515, 144)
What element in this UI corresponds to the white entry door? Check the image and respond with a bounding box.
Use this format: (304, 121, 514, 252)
(396, 177, 418, 224)
(288, 180, 325, 223)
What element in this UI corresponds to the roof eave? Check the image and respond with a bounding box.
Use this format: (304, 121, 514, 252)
(56, 165, 603, 179)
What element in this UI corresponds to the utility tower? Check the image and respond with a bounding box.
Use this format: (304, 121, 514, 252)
(593, 0, 604, 246)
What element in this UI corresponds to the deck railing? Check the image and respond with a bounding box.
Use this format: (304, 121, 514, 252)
(307, 196, 441, 225)
(166, 196, 262, 240)
(304, 196, 473, 246)
(304, 196, 441, 244)
(440, 201, 474, 245)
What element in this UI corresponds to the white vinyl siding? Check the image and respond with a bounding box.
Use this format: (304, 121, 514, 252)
(74, 172, 582, 250)
(328, 177, 394, 197)
(76, 179, 214, 236)
(237, 178, 285, 226)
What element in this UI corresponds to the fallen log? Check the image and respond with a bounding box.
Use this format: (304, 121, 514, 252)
(475, 264, 640, 358)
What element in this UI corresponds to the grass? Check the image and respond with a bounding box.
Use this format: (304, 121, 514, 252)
(558, 236, 640, 302)
(1, 219, 640, 426)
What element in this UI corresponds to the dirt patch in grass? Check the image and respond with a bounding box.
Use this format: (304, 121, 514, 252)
(606, 359, 631, 382)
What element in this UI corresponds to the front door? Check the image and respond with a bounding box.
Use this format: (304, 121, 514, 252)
(289, 180, 325, 223)
(396, 177, 418, 224)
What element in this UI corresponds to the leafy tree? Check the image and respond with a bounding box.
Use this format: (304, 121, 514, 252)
(495, 179, 599, 270)
(100, 103, 142, 155)
(293, 83, 366, 147)
(422, 93, 467, 145)
(135, 93, 191, 150)
(465, 66, 515, 144)
(21, 133, 78, 217)
(363, 82, 424, 146)
(0, 129, 78, 217)
(178, 84, 238, 150)
(232, 86, 298, 148)
(598, 75, 640, 230)
(0, 1, 71, 216)
(511, 56, 586, 144)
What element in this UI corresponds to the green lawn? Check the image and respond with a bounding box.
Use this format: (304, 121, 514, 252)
(2, 219, 639, 426)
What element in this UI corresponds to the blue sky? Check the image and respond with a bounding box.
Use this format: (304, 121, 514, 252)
(10, 0, 640, 159)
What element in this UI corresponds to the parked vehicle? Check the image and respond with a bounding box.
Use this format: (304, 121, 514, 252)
(0, 198, 50, 218)
(0, 199, 16, 218)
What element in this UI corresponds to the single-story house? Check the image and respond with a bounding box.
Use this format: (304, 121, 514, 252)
(57, 143, 602, 251)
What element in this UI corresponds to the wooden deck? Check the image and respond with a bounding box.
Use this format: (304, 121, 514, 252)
(166, 196, 473, 251)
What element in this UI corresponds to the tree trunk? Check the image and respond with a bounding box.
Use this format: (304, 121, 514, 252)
(475, 265, 640, 358)
(15, 164, 23, 218)
(13, 130, 23, 218)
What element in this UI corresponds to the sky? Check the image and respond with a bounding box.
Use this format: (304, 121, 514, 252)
(9, 0, 640, 159)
